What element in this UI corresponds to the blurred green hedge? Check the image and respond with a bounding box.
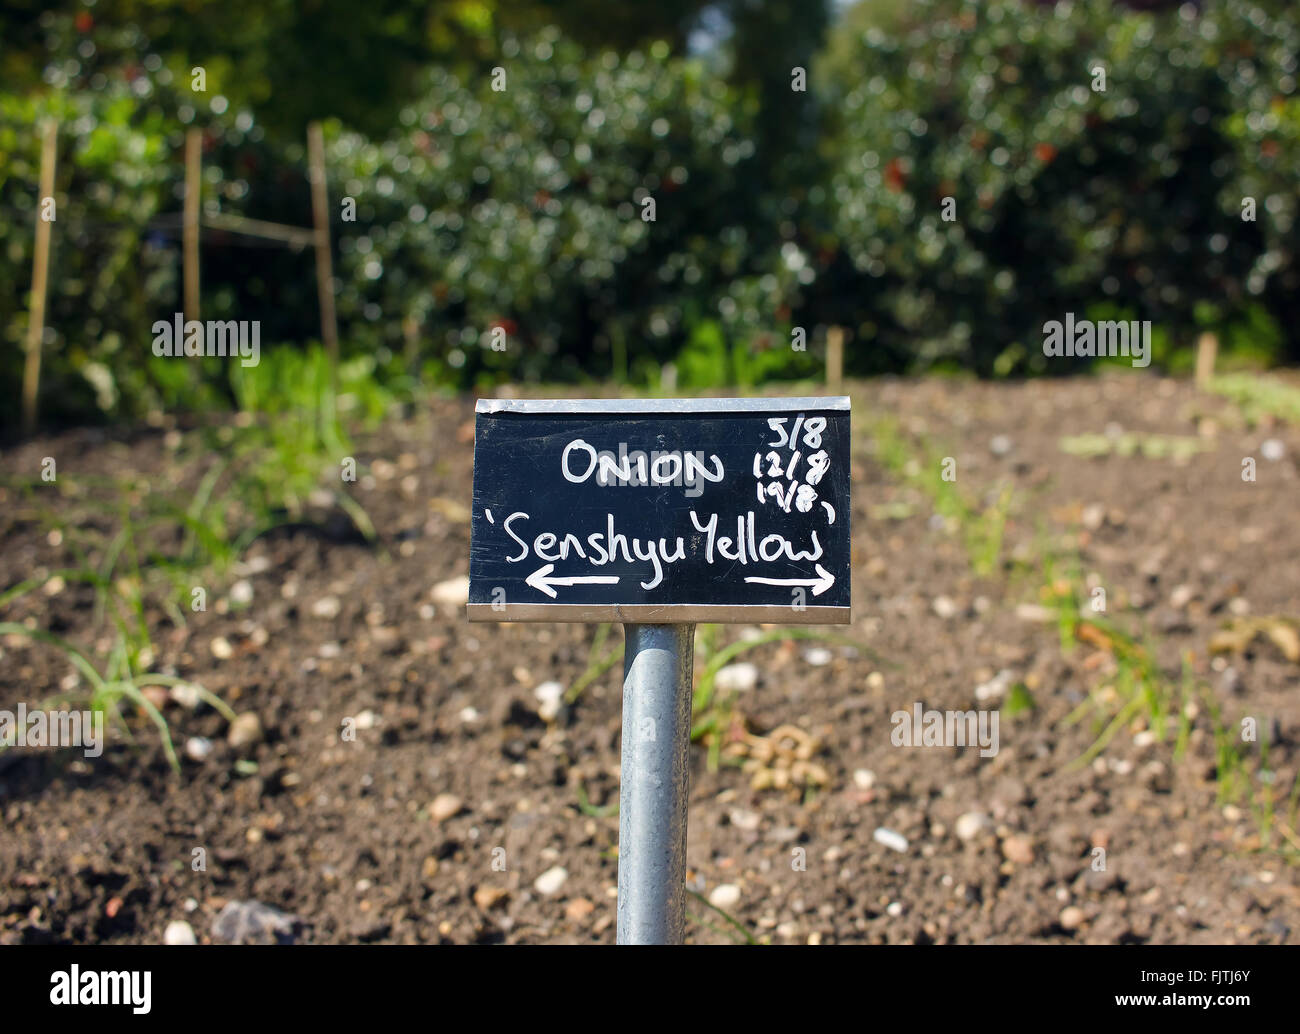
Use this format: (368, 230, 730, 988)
(327, 29, 811, 389)
(822, 0, 1300, 375)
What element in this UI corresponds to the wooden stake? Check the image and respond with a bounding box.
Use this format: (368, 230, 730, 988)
(826, 325, 844, 393)
(307, 122, 339, 375)
(1195, 332, 1218, 391)
(403, 312, 420, 373)
(184, 127, 201, 322)
(22, 119, 58, 435)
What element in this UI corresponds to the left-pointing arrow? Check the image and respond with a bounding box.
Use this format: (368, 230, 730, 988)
(525, 563, 621, 599)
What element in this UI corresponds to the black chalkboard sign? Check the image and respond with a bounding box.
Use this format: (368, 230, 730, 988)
(468, 398, 851, 623)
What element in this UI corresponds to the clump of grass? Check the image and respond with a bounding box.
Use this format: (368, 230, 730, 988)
(2, 346, 396, 699)
(1209, 372, 1300, 426)
(866, 414, 1014, 577)
(1058, 431, 1212, 462)
(0, 623, 233, 773)
(563, 622, 622, 705)
(1040, 545, 1300, 862)
(224, 345, 383, 541)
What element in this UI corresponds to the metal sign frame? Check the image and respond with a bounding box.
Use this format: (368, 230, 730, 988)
(468, 396, 852, 625)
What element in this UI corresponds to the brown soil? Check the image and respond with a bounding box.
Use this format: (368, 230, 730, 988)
(1, 374, 1298, 944)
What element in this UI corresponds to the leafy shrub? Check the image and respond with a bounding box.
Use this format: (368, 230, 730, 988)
(822, 0, 1300, 375)
(325, 28, 807, 389)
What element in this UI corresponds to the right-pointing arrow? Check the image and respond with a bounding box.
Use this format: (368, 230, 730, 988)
(744, 564, 836, 597)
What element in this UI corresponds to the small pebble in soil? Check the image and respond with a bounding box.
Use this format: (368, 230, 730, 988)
(473, 886, 509, 911)
(430, 793, 463, 823)
(853, 769, 875, 790)
(989, 435, 1012, 457)
(209, 636, 233, 660)
(534, 681, 564, 722)
(1001, 835, 1035, 864)
(974, 670, 1014, 703)
(728, 808, 760, 831)
(886, 901, 904, 917)
(310, 596, 341, 619)
(534, 866, 568, 896)
(430, 575, 470, 609)
(931, 596, 959, 620)
(804, 647, 832, 666)
(1081, 503, 1106, 531)
(226, 712, 262, 750)
(714, 662, 758, 693)
(212, 900, 300, 945)
(873, 828, 909, 853)
(954, 812, 990, 842)
(1168, 584, 1195, 609)
(164, 920, 197, 945)
(241, 555, 271, 575)
(229, 580, 254, 606)
(709, 884, 741, 909)
(1059, 906, 1086, 931)
(1260, 438, 1285, 462)
(184, 736, 213, 762)
(142, 685, 169, 710)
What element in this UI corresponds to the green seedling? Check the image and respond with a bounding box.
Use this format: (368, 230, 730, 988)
(1058, 432, 1210, 462)
(1209, 372, 1300, 426)
(0, 622, 233, 774)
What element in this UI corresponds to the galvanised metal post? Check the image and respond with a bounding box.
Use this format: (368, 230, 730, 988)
(616, 623, 695, 945)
